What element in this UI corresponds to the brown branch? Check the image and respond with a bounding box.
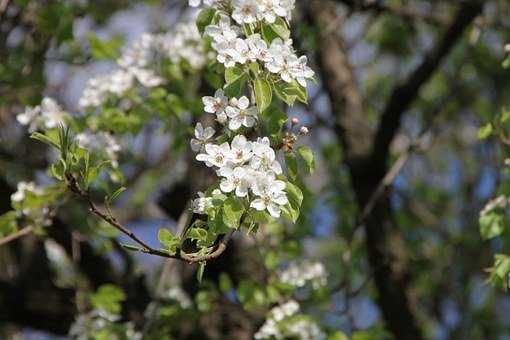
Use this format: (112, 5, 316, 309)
(0, 226, 33, 246)
(65, 174, 233, 264)
(306, 1, 425, 338)
(371, 1, 483, 167)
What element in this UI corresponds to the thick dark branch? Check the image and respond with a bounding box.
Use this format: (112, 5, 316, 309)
(330, 0, 448, 25)
(306, 1, 425, 338)
(371, 1, 483, 166)
(66, 174, 232, 264)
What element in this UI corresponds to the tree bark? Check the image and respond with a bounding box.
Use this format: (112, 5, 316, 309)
(305, 1, 480, 338)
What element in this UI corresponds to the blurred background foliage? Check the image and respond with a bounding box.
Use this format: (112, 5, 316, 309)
(1, 0, 510, 339)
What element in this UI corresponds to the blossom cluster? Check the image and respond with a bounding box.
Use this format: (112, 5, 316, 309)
(80, 21, 208, 109)
(193, 134, 288, 218)
(278, 260, 328, 289)
(254, 300, 325, 340)
(16, 96, 122, 165)
(192, 99, 289, 218)
(76, 131, 122, 167)
(17, 97, 68, 133)
(203, 13, 314, 86)
(10, 181, 53, 228)
(202, 90, 258, 130)
(190, 0, 296, 24)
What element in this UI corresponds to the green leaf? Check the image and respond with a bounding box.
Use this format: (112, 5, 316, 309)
(285, 153, 298, 180)
(478, 123, 493, 139)
(225, 65, 245, 84)
(109, 186, 126, 202)
(261, 24, 279, 44)
(187, 227, 208, 242)
(196, 8, 216, 34)
(197, 262, 206, 284)
(158, 229, 180, 253)
(286, 181, 304, 208)
(270, 17, 290, 40)
(90, 284, 125, 314)
(87, 34, 123, 60)
(328, 331, 349, 340)
(254, 77, 272, 113)
(0, 211, 18, 237)
(273, 80, 308, 106)
(222, 197, 245, 228)
(480, 211, 506, 240)
(489, 254, 510, 290)
(297, 146, 315, 173)
(249, 210, 273, 224)
(224, 70, 248, 98)
(31, 132, 60, 149)
(261, 106, 287, 136)
(282, 181, 303, 223)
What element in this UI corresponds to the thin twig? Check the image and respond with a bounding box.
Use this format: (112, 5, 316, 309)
(0, 226, 33, 246)
(66, 174, 233, 263)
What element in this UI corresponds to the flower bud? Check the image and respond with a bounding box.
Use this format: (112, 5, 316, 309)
(299, 126, 309, 135)
(291, 117, 299, 125)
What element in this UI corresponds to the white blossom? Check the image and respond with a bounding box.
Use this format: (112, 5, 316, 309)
(228, 135, 253, 165)
(17, 97, 68, 132)
(192, 192, 213, 214)
(250, 175, 288, 218)
(266, 38, 314, 85)
(76, 131, 121, 166)
(196, 142, 231, 168)
(219, 166, 250, 197)
(191, 122, 216, 152)
(278, 261, 328, 289)
(251, 137, 283, 175)
(254, 300, 325, 340)
(202, 89, 229, 123)
(11, 181, 44, 203)
(232, 0, 260, 24)
(225, 96, 258, 130)
(246, 34, 270, 62)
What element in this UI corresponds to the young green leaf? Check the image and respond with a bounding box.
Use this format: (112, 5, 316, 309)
(285, 152, 298, 180)
(297, 145, 315, 173)
(196, 8, 216, 34)
(222, 197, 245, 228)
(197, 262, 206, 283)
(254, 77, 272, 113)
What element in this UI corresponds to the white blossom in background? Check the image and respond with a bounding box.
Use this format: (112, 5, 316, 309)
(76, 131, 122, 167)
(189, 0, 220, 7)
(79, 70, 134, 109)
(254, 300, 325, 340)
(160, 21, 209, 69)
(11, 181, 44, 203)
(17, 97, 68, 132)
(80, 20, 209, 109)
(11, 181, 53, 228)
(278, 260, 328, 289)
